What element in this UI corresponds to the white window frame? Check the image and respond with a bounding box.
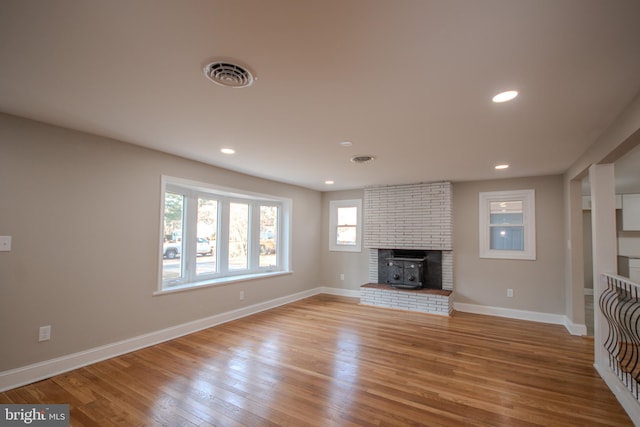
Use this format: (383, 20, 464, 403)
(157, 176, 291, 294)
(479, 189, 536, 260)
(329, 199, 362, 252)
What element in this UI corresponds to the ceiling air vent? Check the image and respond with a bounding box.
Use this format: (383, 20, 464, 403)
(203, 61, 255, 88)
(350, 155, 376, 164)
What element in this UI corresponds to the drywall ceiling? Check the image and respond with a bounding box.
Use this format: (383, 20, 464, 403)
(1, 0, 640, 191)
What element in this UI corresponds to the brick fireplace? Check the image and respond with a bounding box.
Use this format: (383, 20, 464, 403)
(361, 181, 454, 314)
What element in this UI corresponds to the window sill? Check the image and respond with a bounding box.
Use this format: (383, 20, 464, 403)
(329, 247, 362, 252)
(480, 251, 536, 261)
(154, 270, 292, 296)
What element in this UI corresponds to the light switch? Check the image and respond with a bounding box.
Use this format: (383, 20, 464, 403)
(0, 236, 11, 252)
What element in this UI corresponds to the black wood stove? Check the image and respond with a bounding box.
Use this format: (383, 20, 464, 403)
(386, 256, 426, 289)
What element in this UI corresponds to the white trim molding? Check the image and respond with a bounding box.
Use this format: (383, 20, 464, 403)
(454, 302, 586, 336)
(564, 319, 588, 336)
(318, 286, 361, 298)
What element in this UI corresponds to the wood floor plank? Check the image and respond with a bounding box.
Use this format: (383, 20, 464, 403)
(1, 294, 634, 426)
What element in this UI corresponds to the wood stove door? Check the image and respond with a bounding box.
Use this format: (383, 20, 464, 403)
(404, 261, 422, 287)
(387, 260, 403, 286)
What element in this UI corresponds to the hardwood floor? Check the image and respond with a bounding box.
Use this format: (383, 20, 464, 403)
(1, 294, 633, 426)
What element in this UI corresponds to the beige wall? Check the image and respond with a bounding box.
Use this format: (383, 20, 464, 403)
(0, 113, 322, 372)
(453, 175, 566, 314)
(320, 189, 369, 291)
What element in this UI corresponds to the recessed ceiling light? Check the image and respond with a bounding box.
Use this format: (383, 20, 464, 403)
(325, 180, 335, 185)
(495, 164, 509, 170)
(339, 141, 353, 147)
(492, 91, 518, 103)
(221, 148, 235, 155)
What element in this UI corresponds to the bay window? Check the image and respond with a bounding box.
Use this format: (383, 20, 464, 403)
(159, 177, 290, 293)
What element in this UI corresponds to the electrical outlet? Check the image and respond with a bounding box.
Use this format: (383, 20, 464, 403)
(39, 325, 51, 342)
(0, 236, 11, 252)
(507, 289, 514, 298)
(340, 273, 345, 281)
(240, 290, 245, 301)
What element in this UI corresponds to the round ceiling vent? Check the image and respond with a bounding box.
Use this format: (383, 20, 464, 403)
(203, 61, 255, 88)
(350, 155, 376, 164)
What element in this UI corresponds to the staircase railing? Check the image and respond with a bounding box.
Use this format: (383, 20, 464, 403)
(600, 273, 640, 400)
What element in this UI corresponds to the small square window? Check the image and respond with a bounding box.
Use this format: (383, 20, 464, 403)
(479, 190, 535, 260)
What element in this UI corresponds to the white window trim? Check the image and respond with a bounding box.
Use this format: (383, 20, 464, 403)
(329, 199, 362, 252)
(156, 176, 292, 294)
(479, 189, 536, 260)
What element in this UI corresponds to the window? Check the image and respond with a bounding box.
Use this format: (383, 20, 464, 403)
(479, 189, 536, 260)
(329, 199, 362, 252)
(159, 177, 290, 293)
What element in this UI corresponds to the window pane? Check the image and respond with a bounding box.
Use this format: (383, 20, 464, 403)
(259, 205, 278, 268)
(490, 226, 524, 251)
(489, 201, 523, 225)
(337, 225, 357, 245)
(490, 212, 523, 225)
(162, 192, 184, 283)
(337, 206, 358, 225)
(196, 198, 217, 276)
(229, 202, 249, 270)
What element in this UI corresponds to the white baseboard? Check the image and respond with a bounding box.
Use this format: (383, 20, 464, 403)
(317, 286, 360, 298)
(563, 319, 588, 336)
(0, 287, 324, 392)
(454, 302, 587, 336)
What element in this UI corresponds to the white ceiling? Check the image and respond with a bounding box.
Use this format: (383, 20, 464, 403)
(1, 0, 640, 191)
